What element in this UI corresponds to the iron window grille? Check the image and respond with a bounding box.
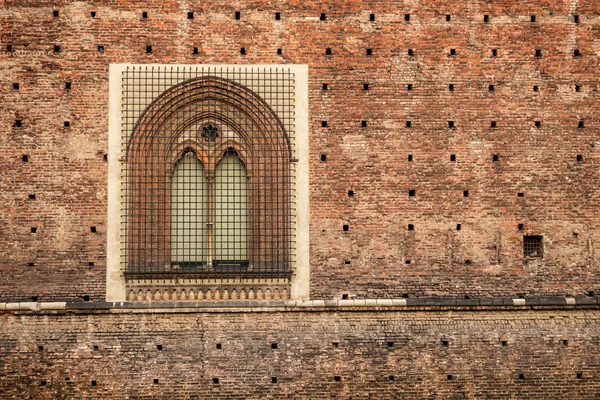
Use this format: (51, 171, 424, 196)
(523, 235, 543, 258)
(119, 66, 297, 281)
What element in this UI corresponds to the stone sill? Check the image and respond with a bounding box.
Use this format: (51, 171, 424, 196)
(0, 297, 598, 313)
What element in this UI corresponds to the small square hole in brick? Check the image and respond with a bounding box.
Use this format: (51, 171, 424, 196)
(574, 15, 579, 23)
(54, 45, 61, 53)
(188, 11, 194, 19)
(518, 192, 524, 197)
(146, 45, 152, 54)
(450, 49, 456, 56)
(530, 15, 536, 22)
(449, 84, 454, 91)
(275, 12, 281, 20)
(271, 342, 277, 349)
(405, 260, 411, 264)
(40, 380, 47, 386)
(518, 223, 524, 230)
(361, 121, 367, 127)
(493, 154, 499, 162)
(38, 345, 44, 351)
(13, 82, 19, 90)
(53, 10, 59, 17)
(446, 14, 451, 21)
(240, 47, 246, 55)
(31, 227, 37, 233)
(465, 259, 472, 265)
(91, 380, 97, 387)
(577, 372, 583, 379)
(574, 49, 581, 57)
(97, 45, 104, 53)
(212, 378, 219, 384)
(157, 345, 163, 350)
(348, 190, 354, 196)
(409, 189, 415, 197)
(153, 379, 159, 384)
(7, 44, 13, 52)
(579, 121, 584, 128)
(342, 293, 349, 299)
(83, 295, 90, 301)
(234, 11, 240, 20)
(193, 47, 199, 54)
(501, 340, 507, 346)
(271, 377, 278, 383)
(408, 49, 413, 56)
(366, 48, 372, 56)
(325, 48, 332, 55)
(64, 121, 70, 128)
(31, 296, 38, 302)
(491, 121, 497, 128)
(450, 154, 456, 162)
(22, 154, 29, 162)
(29, 194, 36, 200)
(320, 13, 326, 21)
(535, 121, 541, 128)
(492, 49, 498, 57)
(334, 376, 341, 382)
(448, 121, 454, 128)
(321, 121, 327, 127)
(405, 14, 410, 21)
(28, 262, 35, 267)
(489, 84, 495, 91)
(407, 84, 413, 91)
(535, 49, 542, 57)
(93, 345, 99, 351)
(408, 154, 413, 162)
(447, 375, 453, 380)
(65, 81, 72, 90)
(577, 154, 583, 162)
(387, 341, 394, 348)
(402, 294, 409, 298)
(216, 343, 222, 349)
(406, 121, 412, 128)
(15, 120, 22, 128)
(408, 224, 414, 231)
(142, 11, 148, 18)
(344, 260, 351, 264)
(91, 11, 96, 18)
(533, 85, 539, 92)
(332, 341, 339, 347)
(389, 375, 395, 381)
(370, 13, 375, 21)
(484, 15, 489, 23)
(463, 190, 469, 197)
(88, 262, 94, 268)
(103, 154, 108, 161)
(363, 83, 369, 90)
(519, 374, 525, 380)
(563, 339, 569, 346)
(456, 224, 461, 231)
(322, 83, 328, 90)
(343, 224, 349, 232)
(320, 154, 326, 162)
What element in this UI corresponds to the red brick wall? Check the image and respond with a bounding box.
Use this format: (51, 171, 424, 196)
(1, 308, 599, 399)
(1, 0, 600, 300)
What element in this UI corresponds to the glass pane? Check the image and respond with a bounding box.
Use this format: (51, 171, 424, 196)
(213, 153, 249, 268)
(171, 153, 207, 267)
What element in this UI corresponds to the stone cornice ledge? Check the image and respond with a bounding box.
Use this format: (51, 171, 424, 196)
(0, 297, 597, 312)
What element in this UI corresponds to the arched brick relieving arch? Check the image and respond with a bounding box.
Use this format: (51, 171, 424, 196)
(124, 76, 294, 280)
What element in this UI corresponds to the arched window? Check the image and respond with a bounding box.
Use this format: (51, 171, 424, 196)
(107, 65, 309, 302)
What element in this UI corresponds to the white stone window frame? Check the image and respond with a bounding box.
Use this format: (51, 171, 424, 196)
(107, 64, 309, 302)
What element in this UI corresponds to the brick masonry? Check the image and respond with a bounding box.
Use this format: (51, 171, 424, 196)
(2, 0, 600, 396)
(1, 307, 599, 399)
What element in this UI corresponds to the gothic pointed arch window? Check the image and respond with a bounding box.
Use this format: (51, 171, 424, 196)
(107, 65, 309, 302)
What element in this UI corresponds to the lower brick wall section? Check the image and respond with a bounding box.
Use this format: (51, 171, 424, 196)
(1, 308, 600, 399)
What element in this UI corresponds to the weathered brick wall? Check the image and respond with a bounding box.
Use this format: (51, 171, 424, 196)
(1, 308, 599, 399)
(1, 0, 600, 301)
